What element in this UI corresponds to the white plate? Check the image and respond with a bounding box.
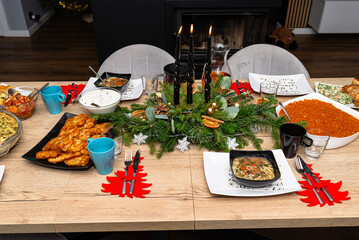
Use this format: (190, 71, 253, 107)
(203, 150, 301, 197)
(84, 77, 143, 101)
(276, 92, 359, 149)
(314, 82, 359, 109)
(0, 165, 5, 183)
(249, 73, 314, 96)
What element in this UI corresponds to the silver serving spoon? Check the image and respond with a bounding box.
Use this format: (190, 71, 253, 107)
(28, 82, 49, 99)
(91, 103, 100, 107)
(88, 66, 103, 82)
(279, 101, 293, 123)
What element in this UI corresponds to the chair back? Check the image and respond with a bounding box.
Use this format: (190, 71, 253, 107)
(228, 44, 310, 79)
(98, 44, 175, 79)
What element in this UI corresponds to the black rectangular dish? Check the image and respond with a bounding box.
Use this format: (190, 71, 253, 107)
(22, 112, 94, 170)
(229, 150, 281, 188)
(94, 72, 131, 92)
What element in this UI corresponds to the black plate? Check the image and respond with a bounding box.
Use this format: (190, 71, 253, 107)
(22, 112, 94, 170)
(229, 150, 281, 188)
(94, 72, 131, 92)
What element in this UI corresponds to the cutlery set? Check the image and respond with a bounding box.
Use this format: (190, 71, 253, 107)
(64, 83, 79, 106)
(294, 155, 333, 204)
(122, 149, 141, 195)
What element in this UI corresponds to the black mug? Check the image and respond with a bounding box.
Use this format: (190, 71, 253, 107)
(280, 123, 313, 158)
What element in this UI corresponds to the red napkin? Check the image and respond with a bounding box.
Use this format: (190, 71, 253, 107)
(102, 157, 152, 198)
(296, 164, 350, 207)
(61, 84, 86, 104)
(230, 82, 254, 96)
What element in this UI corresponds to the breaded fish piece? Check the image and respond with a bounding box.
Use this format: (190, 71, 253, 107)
(59, 125, 80, 137)
(48, 152, 81, 164)
(78, 128, 96, 141)
(42, 137, 60, 151)
(63, 114, 89, 128)
(36, 150, 60, 159)
(54, 134, 73, 152)
(64, 155, 90, 167)
(81, 117, 96, 129)
(93, 122, 112, 134)
(67, 138, 87, 153)
(80, 148, 89, 156)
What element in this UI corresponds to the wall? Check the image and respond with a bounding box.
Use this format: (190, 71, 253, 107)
(0, 0, 53, 36)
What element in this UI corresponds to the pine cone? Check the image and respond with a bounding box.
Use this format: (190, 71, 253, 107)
(154, 102, 169, 115)
(227, 99, 233, 106)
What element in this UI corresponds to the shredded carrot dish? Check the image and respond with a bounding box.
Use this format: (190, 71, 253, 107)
(279, 99, 359, 137)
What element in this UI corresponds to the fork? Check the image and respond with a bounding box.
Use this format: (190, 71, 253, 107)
(122, 150, 133, 194)
(294, 156, 324, 205)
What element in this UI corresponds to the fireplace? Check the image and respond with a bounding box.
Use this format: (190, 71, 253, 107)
(91, 0, 283, 78)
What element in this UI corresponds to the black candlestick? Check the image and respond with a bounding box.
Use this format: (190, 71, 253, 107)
(204, 26, 212, 103)
(174, 26, 182, 106)
(187, 25, 194, 105)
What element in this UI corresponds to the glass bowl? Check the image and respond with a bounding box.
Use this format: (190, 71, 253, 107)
(0, 86, 39, 120)
(78, 87, 122, 114)
(0, 110, 23, 157)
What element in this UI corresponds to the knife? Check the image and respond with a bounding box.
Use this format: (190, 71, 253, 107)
(129, 149, 141, 195)
(64, 83, 74, 107)
(298, 155, 333, 202)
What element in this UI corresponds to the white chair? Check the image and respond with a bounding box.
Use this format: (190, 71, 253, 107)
(98, 44, 175, 79)
(228, 44, 310, 79)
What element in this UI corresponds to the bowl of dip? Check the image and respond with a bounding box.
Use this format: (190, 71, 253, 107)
(78, 88, 122, 114)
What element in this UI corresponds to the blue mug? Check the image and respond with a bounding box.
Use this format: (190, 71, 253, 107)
(87, 137, 115, 175)
(40, 85, 66, 114)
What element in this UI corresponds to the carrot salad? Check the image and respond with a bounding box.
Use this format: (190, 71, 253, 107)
(279, 99, 359, 137)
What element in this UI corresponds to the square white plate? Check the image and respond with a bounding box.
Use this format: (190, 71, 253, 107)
(314, 82, 359, 109)
(276, 92, 359, 149)
(203, 150, 301, 197)
(249, 73, 314, 96)
(84, 77, 143, 101)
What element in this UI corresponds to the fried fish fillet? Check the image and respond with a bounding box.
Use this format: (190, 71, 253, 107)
(54, 134, 73, 152)
(77, 128, 96, 141)
(81, 117, 96, 129)
(42, 137, 60, 151)
(63, 114, 89, 128)
(67, 138, 87, 153)
(58, 125, 80, 137)
(93, 122, 112, 134)
(64, 155, 90, 167)
(80, 148, 89, 156)
(48, 152, 81, 164)
(36, 150, 60, 159)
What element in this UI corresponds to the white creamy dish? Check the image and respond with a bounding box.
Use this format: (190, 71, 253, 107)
(79, 89, 121, 107)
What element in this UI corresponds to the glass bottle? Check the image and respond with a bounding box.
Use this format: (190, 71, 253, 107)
(210, 43, 232, 81)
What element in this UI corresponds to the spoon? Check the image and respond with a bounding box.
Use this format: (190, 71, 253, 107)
(279, 101, 293, 123)
(88, 66, 103, 82)
(28, 82, 49, 99)
(91, 103, 100, 107)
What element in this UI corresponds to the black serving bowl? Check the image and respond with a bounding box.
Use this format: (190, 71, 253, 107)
(229, 150, 281, 188)
(94, 72, 131, 92)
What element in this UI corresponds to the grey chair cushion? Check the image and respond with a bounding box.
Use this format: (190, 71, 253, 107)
(98, 44, 175, 79)
(228, 44, 310, 80)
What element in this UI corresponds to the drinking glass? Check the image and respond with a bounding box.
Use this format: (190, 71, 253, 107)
(141, 73, 158, 95)
(305, 129, 330, 160)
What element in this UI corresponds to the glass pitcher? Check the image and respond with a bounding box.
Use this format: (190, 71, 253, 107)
(208, 43, 232, 82)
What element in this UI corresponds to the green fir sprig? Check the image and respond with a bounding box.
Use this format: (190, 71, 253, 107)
(92, 78, 287, 158)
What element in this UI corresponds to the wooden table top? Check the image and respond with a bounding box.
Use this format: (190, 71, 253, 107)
(0, 78, 358, 233)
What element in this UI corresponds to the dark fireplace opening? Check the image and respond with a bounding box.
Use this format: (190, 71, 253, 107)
(177, 10, 268, 78)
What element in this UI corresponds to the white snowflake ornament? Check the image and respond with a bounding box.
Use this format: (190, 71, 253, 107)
(226, 137, 239, 150)
(176, 137, 190, 152)
(132, 133, 148, 145)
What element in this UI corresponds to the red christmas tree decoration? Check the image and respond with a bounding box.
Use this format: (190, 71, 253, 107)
(102, 157, 152, 198)
(230, 82, 254, 95)
(296, 164, 350, 207)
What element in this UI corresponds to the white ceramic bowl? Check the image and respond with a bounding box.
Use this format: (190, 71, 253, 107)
(276, 92, 359, 149)
(78, 87, 122, 114)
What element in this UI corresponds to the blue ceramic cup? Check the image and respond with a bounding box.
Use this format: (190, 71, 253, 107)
(40, 85, 66, 114)
(87, 137, 115, 175)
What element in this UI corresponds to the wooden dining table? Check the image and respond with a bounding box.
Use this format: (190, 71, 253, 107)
(0, 78, 358, 234)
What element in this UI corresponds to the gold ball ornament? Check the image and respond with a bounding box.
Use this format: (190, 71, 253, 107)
(234, 102, 240, 108)
(207, 107, 214, 115)
(211, 101, 218, 109)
